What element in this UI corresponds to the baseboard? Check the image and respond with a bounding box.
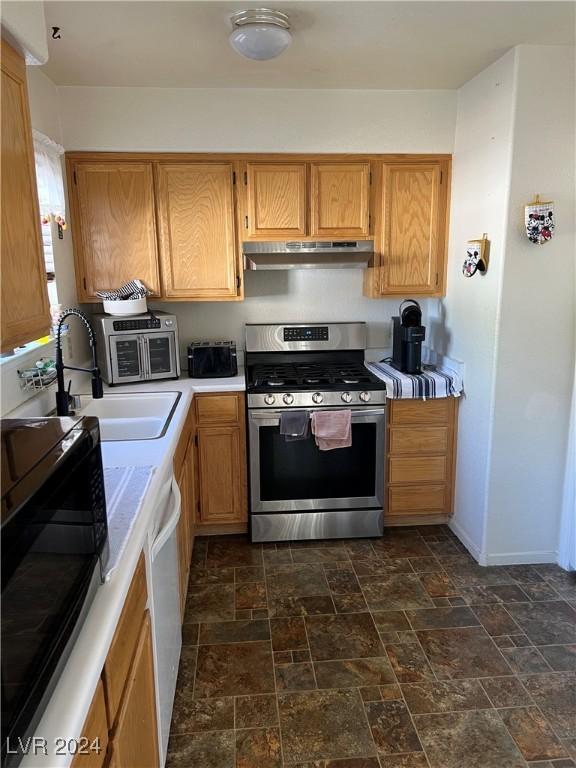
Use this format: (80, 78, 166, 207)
(448, 518, 482, 562)
(481, 550, 558, 566)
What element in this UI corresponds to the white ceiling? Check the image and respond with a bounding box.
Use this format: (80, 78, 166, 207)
(38, 0, 575, 89)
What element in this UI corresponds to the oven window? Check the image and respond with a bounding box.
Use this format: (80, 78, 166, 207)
(259, 422, 377, 501)
(114, 338, 141, 378)
(148, 336, 172, 375)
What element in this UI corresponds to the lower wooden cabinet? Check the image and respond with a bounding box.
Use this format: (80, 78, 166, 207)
(194, 393, 248, 529)
(76, 554, 159, 768)
(386, 397, 458, 523)
(174, 401, 196, 616)
(107, 612, 158, 768)
(71, 680, 108, 768)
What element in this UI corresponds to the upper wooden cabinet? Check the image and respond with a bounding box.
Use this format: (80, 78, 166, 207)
(245, 162, 307, 238)
(311, 162, 371, 237)
(375, 160, 450, 296)
(68, 161, 161, 300)
(156, 163, 239, 299)
(241, 159, 372, 240)
(1, 40, 50, 352)
(66, 152, 451, 301)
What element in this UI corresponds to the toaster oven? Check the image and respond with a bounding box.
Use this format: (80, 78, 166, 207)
(93, 311, 180, 385)
(187, 341, 238, 378)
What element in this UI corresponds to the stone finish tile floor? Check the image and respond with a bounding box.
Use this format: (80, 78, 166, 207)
(167, 525, 576, 768)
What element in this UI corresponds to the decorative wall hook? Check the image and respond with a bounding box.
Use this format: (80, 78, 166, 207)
(463, 234, 489, 278)
(525, 195, 554, 244)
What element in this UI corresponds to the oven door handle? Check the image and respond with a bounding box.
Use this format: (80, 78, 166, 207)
(249, 407, 386, 422)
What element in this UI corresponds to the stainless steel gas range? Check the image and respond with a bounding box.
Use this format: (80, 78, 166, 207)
(245, 322, 387, 543)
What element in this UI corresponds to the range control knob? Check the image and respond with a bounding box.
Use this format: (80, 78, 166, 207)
(341, 392, 353, 403)
(283, 393, 294, 405)
(312, 392, 324, 404)
(359, 391, 371, 402)
(264, 394, 276, 406)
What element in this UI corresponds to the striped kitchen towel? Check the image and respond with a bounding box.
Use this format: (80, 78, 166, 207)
(366, 361, 463, 399)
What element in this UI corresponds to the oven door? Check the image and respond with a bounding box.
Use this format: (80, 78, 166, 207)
(248, 406, 385, 514)
(143, 332, 178, 380)
(109, 334, 145, 383)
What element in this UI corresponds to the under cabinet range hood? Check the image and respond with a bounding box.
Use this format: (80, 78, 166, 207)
(243, 240, 374, 270)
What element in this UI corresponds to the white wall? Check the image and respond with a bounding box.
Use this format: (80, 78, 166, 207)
(486, 45, 575, 563)
(1, 0, 48, 64)
(427, 50, 517, 560)
(57, 84, 456, 353)
(58, 87, 456, 154)
(431, 45, 576, 565)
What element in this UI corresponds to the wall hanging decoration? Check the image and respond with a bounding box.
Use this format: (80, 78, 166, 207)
(463, 234, 489, 278)
(525, 195, 554, 244)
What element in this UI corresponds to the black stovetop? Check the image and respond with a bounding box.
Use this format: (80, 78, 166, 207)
(245, 351, 386, 393)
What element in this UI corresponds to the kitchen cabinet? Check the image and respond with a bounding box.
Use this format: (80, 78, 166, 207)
(194, 393, 248, 529)
(107, 613, 158, 768)
(174, 400, 196, 614)
(241, 159, 371, 240)
(72, 680, 108, 768)
(310, 162, 371, 237)
(386, 397, 458, 524)
(102, 555, 148, 726)
(156, 162, 240, 299)
(367, 159, 450, 297)
(1, 39, 51, 352)
(67, 160, 161, 300)
(245, 162, 307, 238)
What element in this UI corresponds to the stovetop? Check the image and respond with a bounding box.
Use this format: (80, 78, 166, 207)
(247, 361, 384, 392)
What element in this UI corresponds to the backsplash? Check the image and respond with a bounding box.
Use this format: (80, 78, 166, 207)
(154, 270, 429, 360)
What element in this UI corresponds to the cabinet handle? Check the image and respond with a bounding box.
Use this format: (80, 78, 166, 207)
(244, 215, 248, 229)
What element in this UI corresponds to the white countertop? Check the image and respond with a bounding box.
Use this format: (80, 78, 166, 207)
(20, 371, 245, 767)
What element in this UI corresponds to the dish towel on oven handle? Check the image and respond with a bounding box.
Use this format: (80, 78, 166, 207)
(311, 409, 352, 450)
(279, 410, 310, 442)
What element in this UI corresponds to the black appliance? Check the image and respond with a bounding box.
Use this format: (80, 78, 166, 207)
(187, 341, 238, 379)
(245, 322, 387, 543)
(1, 417, 108, 767)
(391, 300, 426, 375)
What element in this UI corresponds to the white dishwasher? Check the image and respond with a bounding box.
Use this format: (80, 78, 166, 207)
(149, 476, 182, 767)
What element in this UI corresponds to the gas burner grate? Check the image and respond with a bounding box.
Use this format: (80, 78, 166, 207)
(248, 361, 384, 391)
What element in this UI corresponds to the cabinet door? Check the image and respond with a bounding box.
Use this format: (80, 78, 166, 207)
(156, 163, 238, 299)
(1, 40, 50, 352)
(380, 162, 445, 295)
(245, 163, 307, 238)
(109, 612, 159, 768)
(176, 444, 194, 616)
(72, 679, 108, 768)
(70, 162, 160, 300)
(197, 426, 246, 523)
(311, 162, 371, 237)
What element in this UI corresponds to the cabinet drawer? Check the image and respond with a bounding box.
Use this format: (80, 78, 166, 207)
(388, 484, 446, 514)
(389, 426, 449, 456)
(389, 456, 447, 485)
(72, 679, 108, 768)
(195, 394, 241, 425)
(103, 554, 147, 727)
(390, 398, 452, 426)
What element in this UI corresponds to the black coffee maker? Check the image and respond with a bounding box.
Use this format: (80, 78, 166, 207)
(391, 300, 426, 374)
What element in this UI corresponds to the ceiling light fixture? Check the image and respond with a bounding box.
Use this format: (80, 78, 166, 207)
(229, 9, 291, 61)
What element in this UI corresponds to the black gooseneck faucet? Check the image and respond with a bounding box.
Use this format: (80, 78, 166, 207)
(55, 308, 104, 416)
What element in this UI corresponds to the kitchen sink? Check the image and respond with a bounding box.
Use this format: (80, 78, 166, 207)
(78, 391, 181, 441)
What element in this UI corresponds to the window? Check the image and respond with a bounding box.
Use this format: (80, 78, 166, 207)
(33, 129, 66, 320)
